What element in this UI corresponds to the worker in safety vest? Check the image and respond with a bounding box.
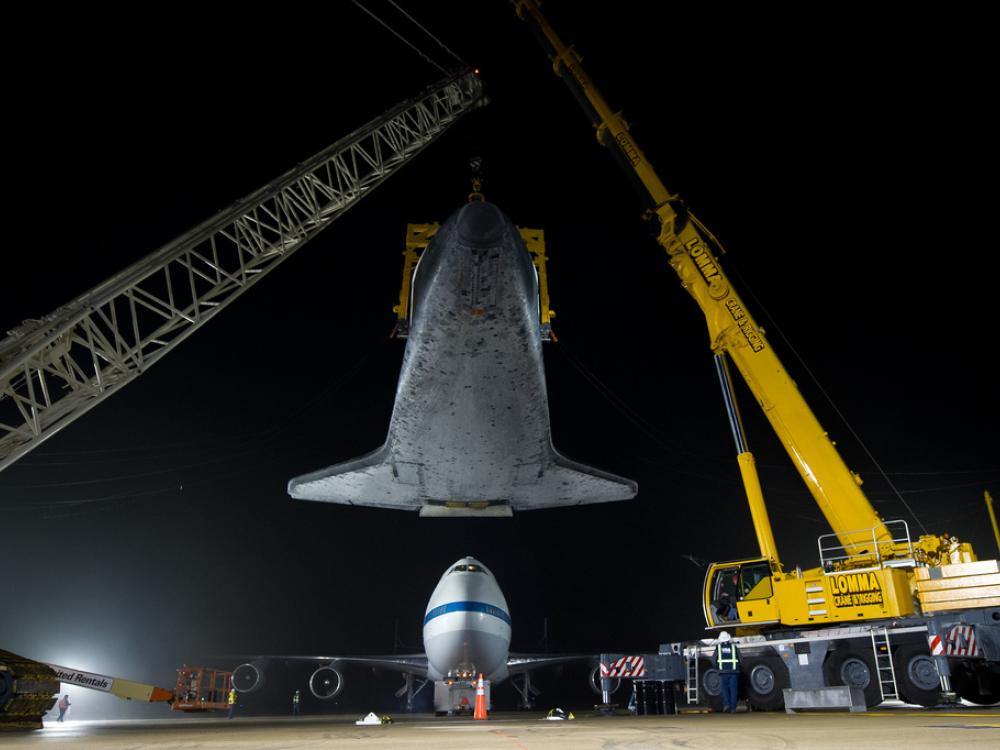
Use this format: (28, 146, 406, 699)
(292, 689, 301, 716)
(714, 631, 741, 713)
(227, 687, 237, 719)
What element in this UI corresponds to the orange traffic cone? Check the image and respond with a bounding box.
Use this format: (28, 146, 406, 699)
(474, 673, 487, 720)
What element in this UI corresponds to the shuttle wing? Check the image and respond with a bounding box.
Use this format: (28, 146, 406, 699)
(288, 446, 424, 511)
(288, 445, 636, 516)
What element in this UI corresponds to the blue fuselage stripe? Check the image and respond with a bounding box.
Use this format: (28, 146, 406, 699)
(423, 600, 511, 626)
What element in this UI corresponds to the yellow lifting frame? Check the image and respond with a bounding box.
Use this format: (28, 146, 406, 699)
(392, 222, 555, 340)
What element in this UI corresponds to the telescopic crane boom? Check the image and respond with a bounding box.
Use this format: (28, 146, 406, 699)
(513, 0, 996, 629)
(515, 0, 892, 566)
(515, 0, 1000, 711)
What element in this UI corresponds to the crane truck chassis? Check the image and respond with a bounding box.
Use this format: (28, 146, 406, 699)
(683, 599, 1000, 711)
(515, 1, 1000, 710)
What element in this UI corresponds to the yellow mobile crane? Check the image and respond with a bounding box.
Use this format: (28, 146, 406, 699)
(514, 1, 999, 710)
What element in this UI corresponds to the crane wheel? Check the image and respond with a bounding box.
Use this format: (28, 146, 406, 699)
(743, 656, 788, 711)
(697, 659, 724, 712)
(825, 650, 882, 708)
(893, 645, 942, 707)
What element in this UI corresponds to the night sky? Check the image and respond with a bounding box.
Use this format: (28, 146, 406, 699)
(2, 2, 996, 718)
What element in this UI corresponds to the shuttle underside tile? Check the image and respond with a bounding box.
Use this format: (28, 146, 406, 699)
(288, 201, 636, 514)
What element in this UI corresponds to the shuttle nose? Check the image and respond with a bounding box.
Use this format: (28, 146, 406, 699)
(456, 201, 505, 247)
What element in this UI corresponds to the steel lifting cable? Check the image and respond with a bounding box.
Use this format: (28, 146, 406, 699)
(725, 259, 931, 536)
(386, 0, 469, 68)
(352, 1, 454, 76)
(549, 340, 739, 485)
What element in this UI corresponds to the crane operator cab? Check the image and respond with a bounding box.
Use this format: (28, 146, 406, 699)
(704, 558, 777, 628)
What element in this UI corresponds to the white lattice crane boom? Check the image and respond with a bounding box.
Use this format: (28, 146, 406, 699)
(0, 72, 484, 473)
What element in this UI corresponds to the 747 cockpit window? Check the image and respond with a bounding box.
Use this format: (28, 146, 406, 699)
(451, 564, 487, 574)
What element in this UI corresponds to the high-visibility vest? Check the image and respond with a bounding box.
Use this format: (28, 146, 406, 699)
(293, 692, 300, 704)
(228, 689, 236, 705)
(716, 642, 740, 670)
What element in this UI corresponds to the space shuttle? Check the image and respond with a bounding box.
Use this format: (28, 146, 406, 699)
(288, 200, 636, 516)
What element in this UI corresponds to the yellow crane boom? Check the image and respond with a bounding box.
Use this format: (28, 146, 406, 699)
(513, 1, 1000, 712)
(513, 0, 891, 562)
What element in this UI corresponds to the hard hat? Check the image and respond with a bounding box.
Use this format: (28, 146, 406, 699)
(718, 631, 731, 641)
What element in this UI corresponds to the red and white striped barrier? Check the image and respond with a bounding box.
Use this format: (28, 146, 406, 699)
(601, 656, 646, 678)
(928, 625, 979, 657)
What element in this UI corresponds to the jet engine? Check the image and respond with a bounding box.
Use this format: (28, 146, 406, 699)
(232, 661, 266, 693)
(589, 666, 621, 695)
(309, 665, 344, 700)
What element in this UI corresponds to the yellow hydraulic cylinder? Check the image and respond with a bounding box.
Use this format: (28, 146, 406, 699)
(987, 490, 1000, 558)
(737, 451, 780, 565)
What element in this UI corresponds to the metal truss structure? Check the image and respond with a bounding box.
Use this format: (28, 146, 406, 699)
(0, 71, 484, 473)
